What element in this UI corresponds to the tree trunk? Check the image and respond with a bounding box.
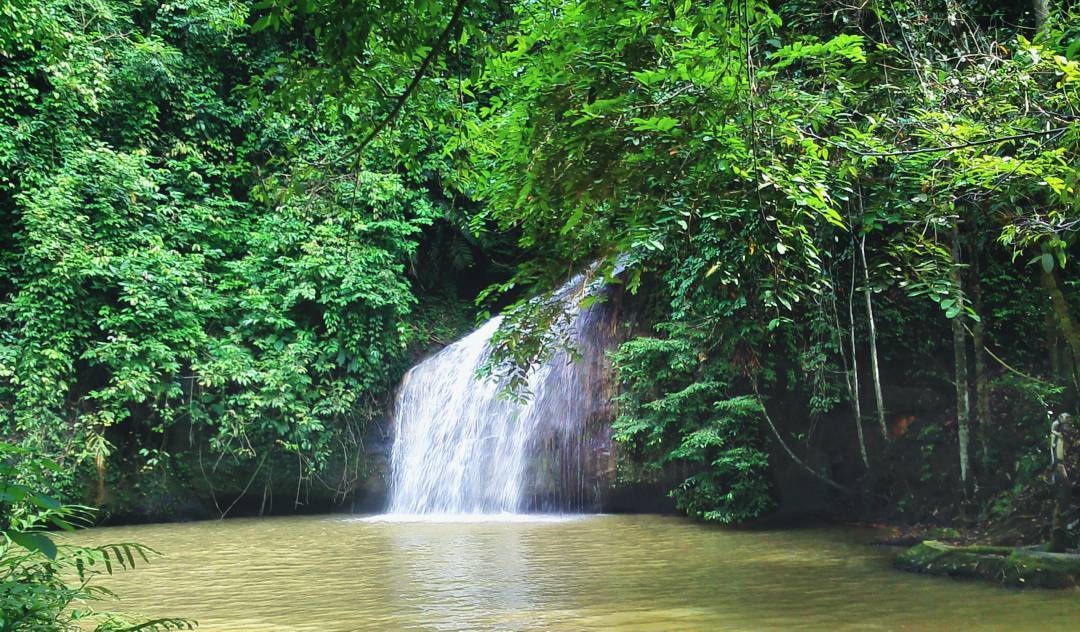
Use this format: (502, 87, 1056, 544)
(840, 252, 869, 468)
(1049, 414, 1071, 553)
(1046, 307, 1063, 383)
(972, 254, 992, 474)
(1033, 0, 1050, 35)
(952, 224, 972, 496)
(1040, 268, 1080, 403)
(1050, 463, 1071, 552)
(860, 234, 888, 441)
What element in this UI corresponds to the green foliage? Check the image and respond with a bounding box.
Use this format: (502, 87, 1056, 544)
(427, 0, 1080, 523)
(3, 0, 1080, 532)
(0, 0, 474, 509)
(1, 445, 194, 630)
(611, 324, 773, 523)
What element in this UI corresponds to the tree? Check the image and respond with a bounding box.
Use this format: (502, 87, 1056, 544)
(951, 221, 973, 496)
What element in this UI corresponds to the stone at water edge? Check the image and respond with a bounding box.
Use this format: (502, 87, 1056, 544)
(895, 540, 1080, 589)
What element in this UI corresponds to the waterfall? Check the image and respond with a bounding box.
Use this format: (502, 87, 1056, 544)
(386, 274, 616, 515)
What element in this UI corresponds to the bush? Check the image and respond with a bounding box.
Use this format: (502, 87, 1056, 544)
(611, 324, 774, 523)
(1, 444, 194, 630)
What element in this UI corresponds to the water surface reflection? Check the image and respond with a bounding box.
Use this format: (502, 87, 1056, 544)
(70, 514, 1080, 630)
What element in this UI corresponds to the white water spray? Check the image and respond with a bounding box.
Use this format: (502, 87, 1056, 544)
(386, 275, 615, 515)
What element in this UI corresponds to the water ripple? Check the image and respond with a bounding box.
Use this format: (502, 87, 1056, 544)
(68, 514, 1080, 631)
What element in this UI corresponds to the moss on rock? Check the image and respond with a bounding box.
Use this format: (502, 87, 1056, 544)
(895, 540, 1080, 589)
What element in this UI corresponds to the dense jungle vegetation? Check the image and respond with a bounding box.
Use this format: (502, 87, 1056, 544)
(2, 0, 1079, 626)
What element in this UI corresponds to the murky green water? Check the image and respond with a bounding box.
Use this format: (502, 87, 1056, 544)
(69, 514, 1080, 630)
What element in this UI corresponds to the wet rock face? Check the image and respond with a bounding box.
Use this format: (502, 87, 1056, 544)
(353, 451, 390, 513)
(352, 413, 393, 511)
(518, 284, 622, 513)
(895, 540, 1080, 589)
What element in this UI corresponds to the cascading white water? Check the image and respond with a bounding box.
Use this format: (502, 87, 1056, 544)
(387, 275, 615, 515)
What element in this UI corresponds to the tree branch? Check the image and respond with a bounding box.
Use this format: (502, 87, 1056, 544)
(802, 126, 1068, 158)
(753, 382, 851, 494)
(350, 0, 468, 158)
(961, 322, 1052, 386)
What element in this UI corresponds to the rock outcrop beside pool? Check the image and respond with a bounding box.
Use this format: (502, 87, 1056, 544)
(895, 540, 1080, 588)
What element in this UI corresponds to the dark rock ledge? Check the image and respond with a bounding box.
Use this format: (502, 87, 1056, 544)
(895, 540, 1080, 589)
